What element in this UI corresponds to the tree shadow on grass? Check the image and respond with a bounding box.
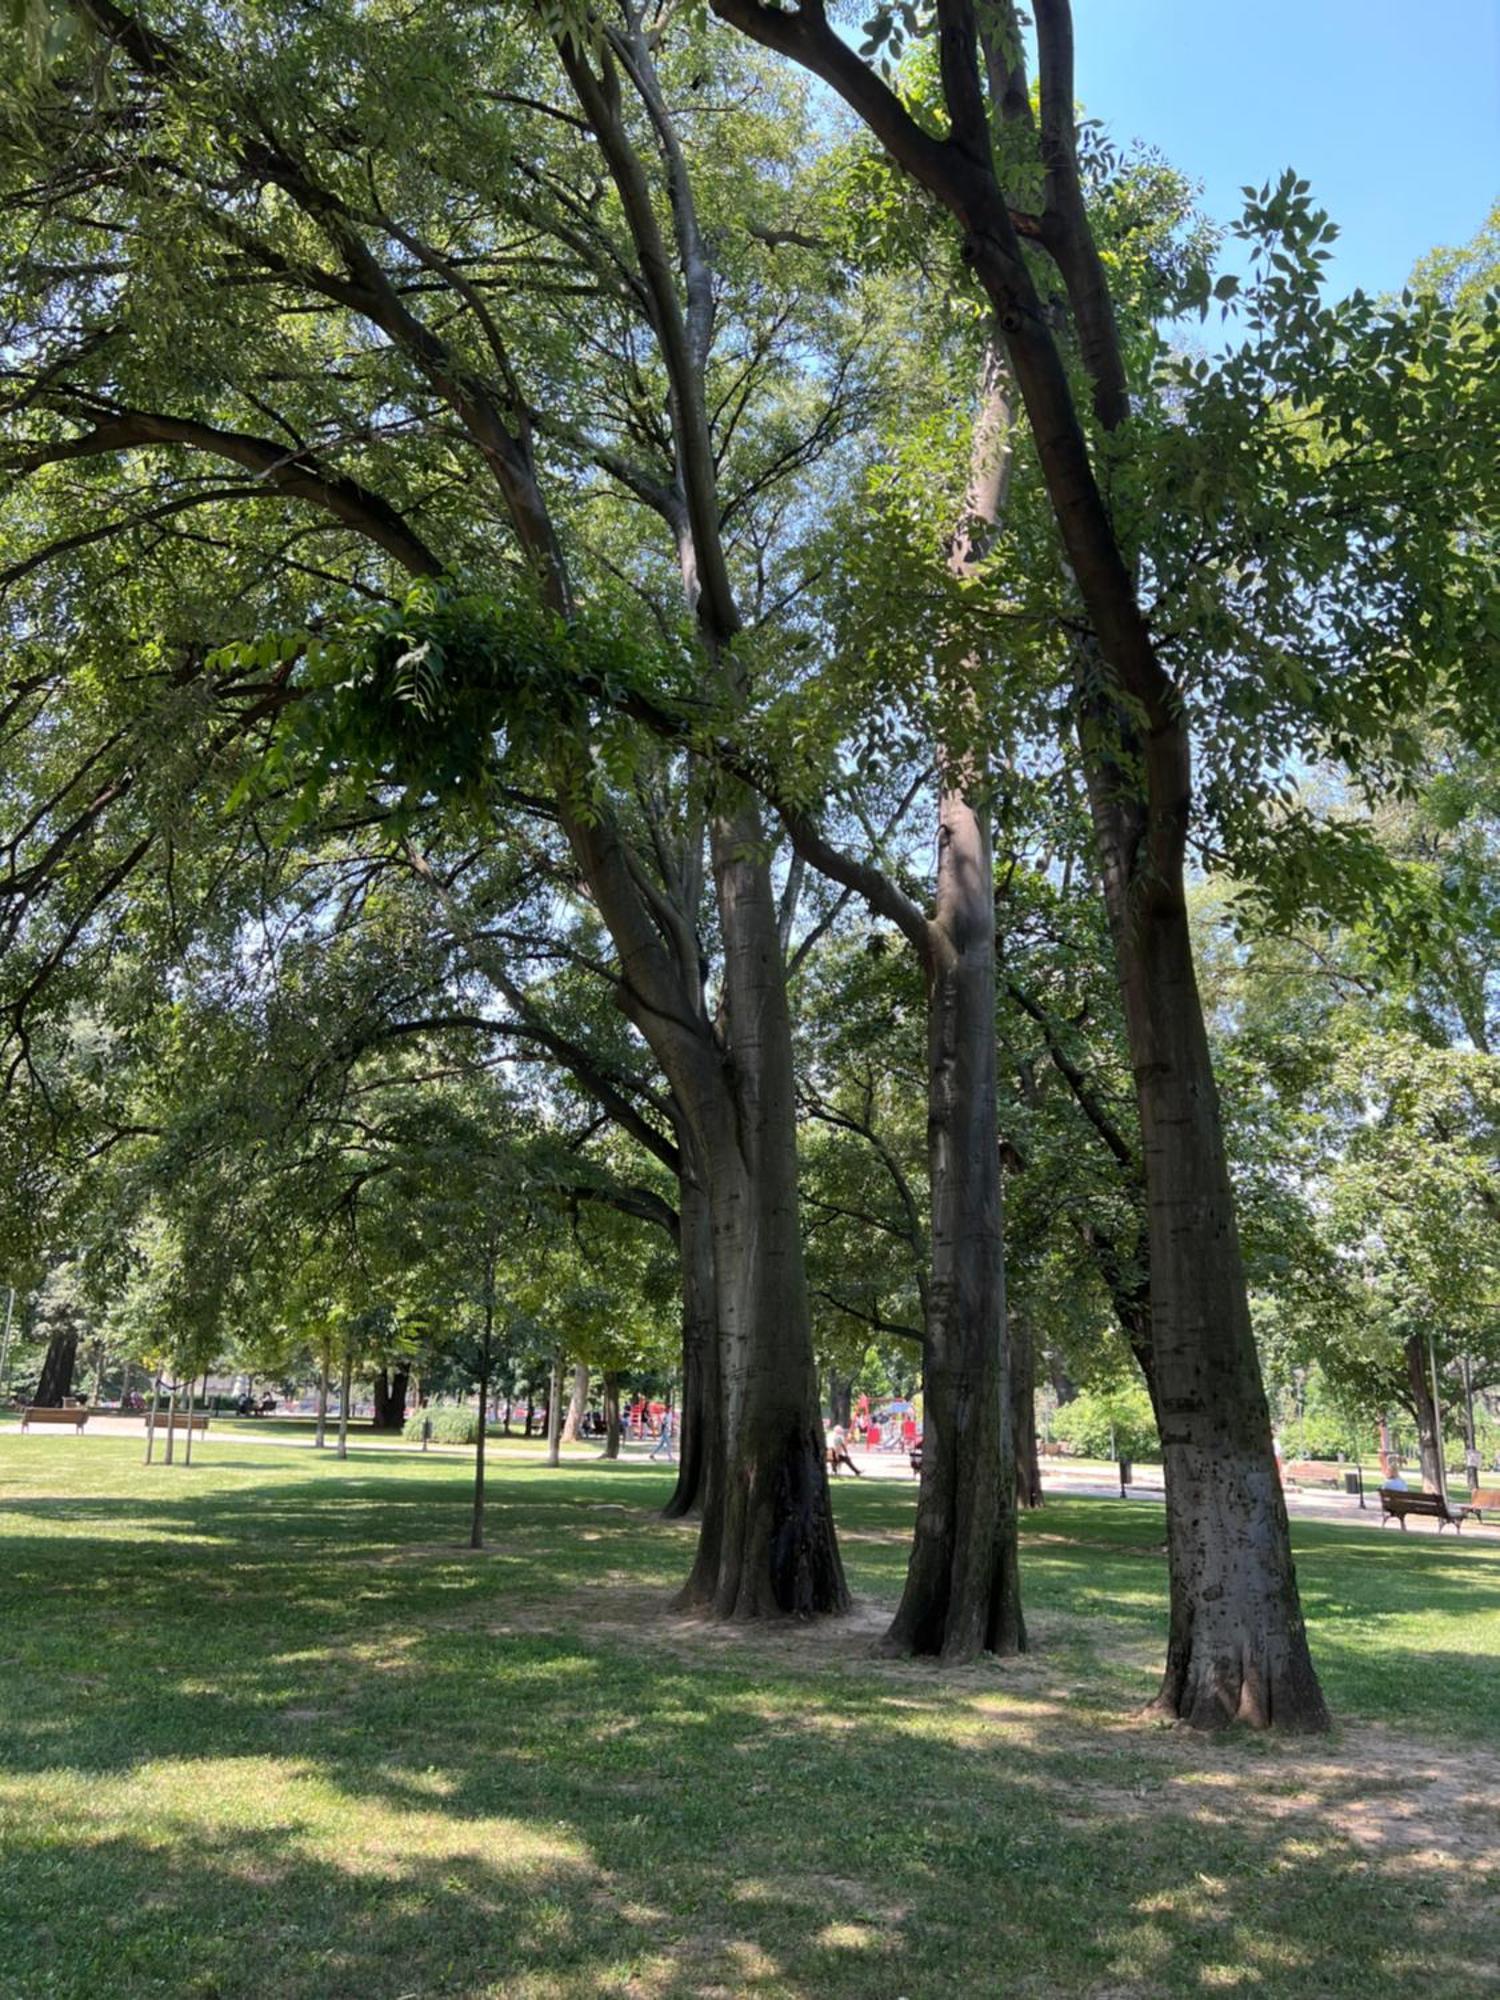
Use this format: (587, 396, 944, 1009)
(2, 1455, 1498, 1996)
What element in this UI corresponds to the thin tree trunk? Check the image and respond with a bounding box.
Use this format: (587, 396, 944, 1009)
(662, 1165, 719, 1521)
(545, 1352, 564, 1468)
(472, 1274, 494, 1549)
(337, 1350, 353, 1460)
(183, 1372, 198, 1467)
(34, 1329, 78, 1406)
(561, 1362, 590, 1443)
(1012, 1309, 1042, 1510)
(144, 1370, 163, 1466)
(601, 1370, 622, 1459)
(315, 1349, 329, 1449)
(163, 1378, 177, 1466)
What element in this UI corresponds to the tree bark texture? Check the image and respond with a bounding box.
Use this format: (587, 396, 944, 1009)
(1096, 849, 1327, 1729)
(1404, 1335, 1444, 1493)
(1011, 1309, 1042, 1509)
(34, 1330, 77, 1405)
(675, 804, 848, 1619)
(545, 1352, 564, 1468)
(561, 1362, 590, 1444)
(371, 1367, 410, 1431)
(885, 790, 1024, 1660)
(601, 1370, 622, 1459)
(662, 1166, 720, 1520)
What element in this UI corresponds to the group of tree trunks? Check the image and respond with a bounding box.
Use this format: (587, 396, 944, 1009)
(14, 0, 1331, 1728)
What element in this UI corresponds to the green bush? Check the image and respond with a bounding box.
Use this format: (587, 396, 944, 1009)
(1277, 1412, 1358, 1462)
(402, 1406, 479, 1445)
(1049, 1383, 1158, 1462)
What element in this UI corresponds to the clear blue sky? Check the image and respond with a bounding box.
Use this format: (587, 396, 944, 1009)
(1071, 0, 1499, 294)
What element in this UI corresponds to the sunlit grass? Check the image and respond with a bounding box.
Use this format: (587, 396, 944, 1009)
(0, 1437, 1495, 1998)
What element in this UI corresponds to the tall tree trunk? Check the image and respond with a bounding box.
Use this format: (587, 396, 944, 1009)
(561, 1362, 590, 1443)
(705, 0, 1328, 1722)
(1011, 1308, 1042, 1510)
(885, 335, 1023, 1661)
(337, 1350, 353, 1460)
(1404, 1335, 1444, 1492)
(144, 1370, 163, 1465)
(371, 1367, 409, 1432)
(34, 1330, 78, 1406)
(1094, 830, 1326, 1729)
(314, 1350, 329, 1449)
(472, 1278, 494, 1549)
(601, 1370, 622, 1460)
(829, 1371, 853, 1430)
(662, 1166, 720, 1521)
(885, 787, 1024, 1660)
(545, 1352, 564, 1468)
(676, 805, 848, 1620)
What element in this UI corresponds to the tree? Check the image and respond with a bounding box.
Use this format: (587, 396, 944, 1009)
(715, 0, 1495, 1727)
(2, 0, 856, 1618)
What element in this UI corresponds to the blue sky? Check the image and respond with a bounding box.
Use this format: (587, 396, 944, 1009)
(1071, 0, 1499, 295)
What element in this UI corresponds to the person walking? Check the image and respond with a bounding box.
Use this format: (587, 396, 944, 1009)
(649, 1408, 675, 1461)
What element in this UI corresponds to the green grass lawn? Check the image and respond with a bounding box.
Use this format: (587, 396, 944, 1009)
(1, 1439, 1496, 1999)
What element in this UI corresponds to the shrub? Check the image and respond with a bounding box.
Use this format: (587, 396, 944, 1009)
(402, 1405, 479, 1445)
(1277, 1412, 1359, 1462)
(1048, 1383, 1158, 1462)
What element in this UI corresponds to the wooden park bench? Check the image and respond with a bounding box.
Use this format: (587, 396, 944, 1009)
(1379, 1488, 1466, 1533)
(149, 1411, 210, 1434)
(1464, 1487, 1500, 1523)
(20, 1406, 89, 1432)
(1281, 1460, 1344, 1489)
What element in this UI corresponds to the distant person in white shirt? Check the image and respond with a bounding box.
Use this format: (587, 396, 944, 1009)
(826, 1423, 860, 1477)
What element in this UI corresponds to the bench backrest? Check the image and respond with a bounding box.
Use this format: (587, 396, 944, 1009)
(148, 1411, 210, 1431)
(1381, 1489, 1447, 1514)
(23, 1406, 87, 1425)
(1470, 1488, 1500, 1509)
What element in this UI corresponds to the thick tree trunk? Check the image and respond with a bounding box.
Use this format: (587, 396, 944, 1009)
(1403, 1336, 1444, 1492)
(1100, 850, 1326, 1730)
(1011, 1308, 1042, 1510)
(885, 791, 1024, 1660)
(601, 1370, 622, 1459)
(676, 806, 848, 1620)
(371, 1367, 409, 1432)
(34, 1330, 78, 1406)
(561, 1362, 590, 1443)
(662, 1167, 720, 1520)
